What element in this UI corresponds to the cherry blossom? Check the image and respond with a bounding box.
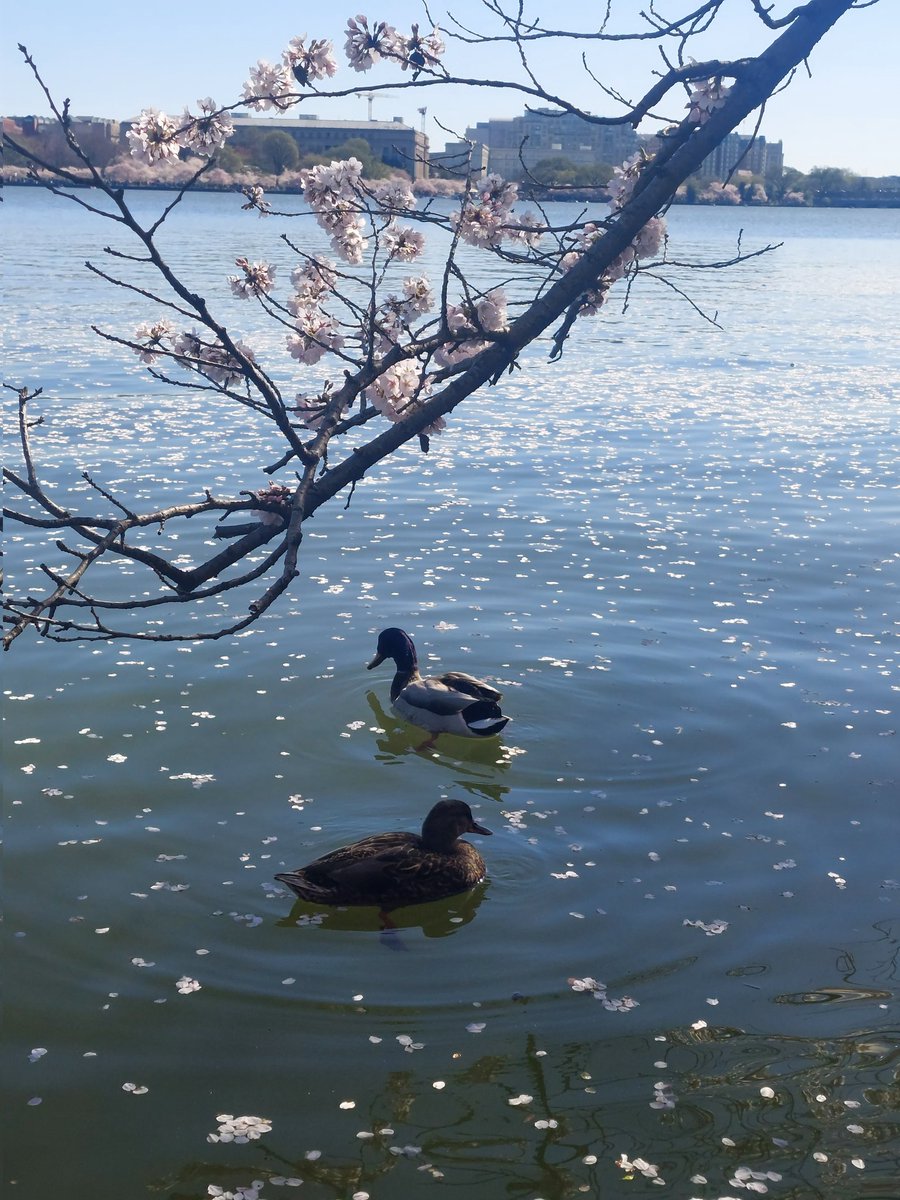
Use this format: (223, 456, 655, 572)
(250, 483, 294, 524)
(476, 288, 509, 333)
(400, 275, 434, 315)
(287, 309, 344, 365)
(290, 257, 339, 306)
(452, 173, 520, 249)
(382, 224, 425, 262)
(126, 109, 181, 165)
(173, 331, 256, 387)
(365, 360, 444, 433)
(282, 35, 338, 85)
(371, 177, 417, 212)
(241, 59, 295, 111)
(291, 394, 335, 431)
(505, 211, 545, 249)
(301, 157, 364, 208)
(133, 320, 175, 364)
(686, 77, 732, 124)
(177, 98, 233, 157)
(228, 258, 277, 299)
(344, 16, 399, 72)
(632, 215, 666, 259)
(240, 185, 271, 216)
(392, 23, 445, 77)
(607, 152, 644, 210)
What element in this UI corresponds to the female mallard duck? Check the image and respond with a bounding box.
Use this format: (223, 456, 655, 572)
(274, 799, 492, 908)
(367, 627, 510, 740)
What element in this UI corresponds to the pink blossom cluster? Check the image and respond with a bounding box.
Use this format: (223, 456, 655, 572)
(241, 185, 271, 216)
(344, 17, 444, 75)
(686, 77, 732, 124)
(241, 61, 296, 112)
(373, 275, 435, 351)
(381, 224, 425, 262)
(127, 101, 234, 165)
(250, 482, 294, 525)
(172, 330, 257, 387)
(283, 35, 338, 87)
(452, 174, 521, 249)
(291, 393, 336, 431)
(285, 257, 345, 365)
(371, 178, 417, 213)
(365, 360, 445, 434)
(286, 310, 345, 366)
(560, 148, 668, 315)
(606, 152, 645, 211)
(133, 319, 176, 364)
(434, 289, 509, 368)
(299, 157, 370, 264)
(228, 258, 277, 299)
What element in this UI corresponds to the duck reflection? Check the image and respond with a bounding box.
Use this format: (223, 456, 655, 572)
(366, 690, 513, 785)
(275, 881, 489, 939)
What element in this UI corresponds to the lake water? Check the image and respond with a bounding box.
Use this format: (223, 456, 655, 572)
(4, 188, 900, 1200)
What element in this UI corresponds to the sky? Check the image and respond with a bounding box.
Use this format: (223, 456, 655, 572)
(3, 1, 897, 176)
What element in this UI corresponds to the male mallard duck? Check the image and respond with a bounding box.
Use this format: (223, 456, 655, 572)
(274, 799, 492, 908)
(367, 627, 510, 740)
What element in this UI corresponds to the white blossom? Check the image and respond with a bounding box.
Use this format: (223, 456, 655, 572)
(241, 59, 295, 111)
(687, 77, 732, 124)
(207, 1114, 273, 1144)
(173, 331, 256, 387)
(290, 256, 338, 302)
(283, 35, 338, 85)
(365, 361, 442, 433)
(126, 109, 181, 165)
(228, 258, 277, 299)
(401, 275, 434, 314)
(133, 319, 175, 364)
(177, 98, 233, 156)
(344, 16, 398, 72)
(632, 216, 666, 259)
(286, 308, 344, 364)
(382, 224, 425, 262)
(372, 177, 417, 212)
(391, 23, 445, 76)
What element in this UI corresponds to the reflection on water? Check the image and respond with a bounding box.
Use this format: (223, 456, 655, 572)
(153, 1023, 900, 1200)
(276, 884, 489, 939)
(5, 193, 899, 1199)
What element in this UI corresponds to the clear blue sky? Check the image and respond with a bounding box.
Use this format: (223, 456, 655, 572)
(3, 1, 896, 176)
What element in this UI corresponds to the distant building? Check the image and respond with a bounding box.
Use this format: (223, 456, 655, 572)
(697, 132, 783, 182)
(228, 115, 429, 179)
(428, 140, 489, 179)
(463, 108, 640, 179)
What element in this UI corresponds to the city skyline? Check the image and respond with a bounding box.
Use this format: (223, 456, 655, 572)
(3, 1, 896, 177)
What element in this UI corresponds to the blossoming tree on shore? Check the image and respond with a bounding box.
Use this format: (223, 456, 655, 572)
(3, 0, 872, 646)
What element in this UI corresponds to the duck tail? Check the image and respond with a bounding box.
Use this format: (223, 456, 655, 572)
(463, 699, 511, 737)
(274, 871, 332, 903)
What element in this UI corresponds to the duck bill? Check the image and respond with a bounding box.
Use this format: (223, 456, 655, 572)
(367, 651, 385, 670)
(471, 819, 492, 836)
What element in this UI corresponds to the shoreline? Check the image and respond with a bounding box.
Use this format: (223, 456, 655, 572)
(3, 175, 898, 208)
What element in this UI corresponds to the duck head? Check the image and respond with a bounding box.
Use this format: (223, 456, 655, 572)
(368, 627, 417, 672)
(421, 798, 492, 850)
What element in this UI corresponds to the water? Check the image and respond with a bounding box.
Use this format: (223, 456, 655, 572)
(4, 188, 900, 1199)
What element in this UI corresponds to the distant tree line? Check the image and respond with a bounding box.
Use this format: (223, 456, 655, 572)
(4, 122, 896, 207)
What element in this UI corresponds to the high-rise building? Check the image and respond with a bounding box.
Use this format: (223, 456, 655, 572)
(462, 108, 641, 179)
(697, 132, 783, 182)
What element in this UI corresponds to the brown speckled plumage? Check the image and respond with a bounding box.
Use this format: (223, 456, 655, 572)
(275, 799, 492, 909)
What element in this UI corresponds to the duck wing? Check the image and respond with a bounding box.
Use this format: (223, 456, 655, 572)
(324, 841, 424, 893)
(434, 671, 502, 702)
(400, 677, 481, 716)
